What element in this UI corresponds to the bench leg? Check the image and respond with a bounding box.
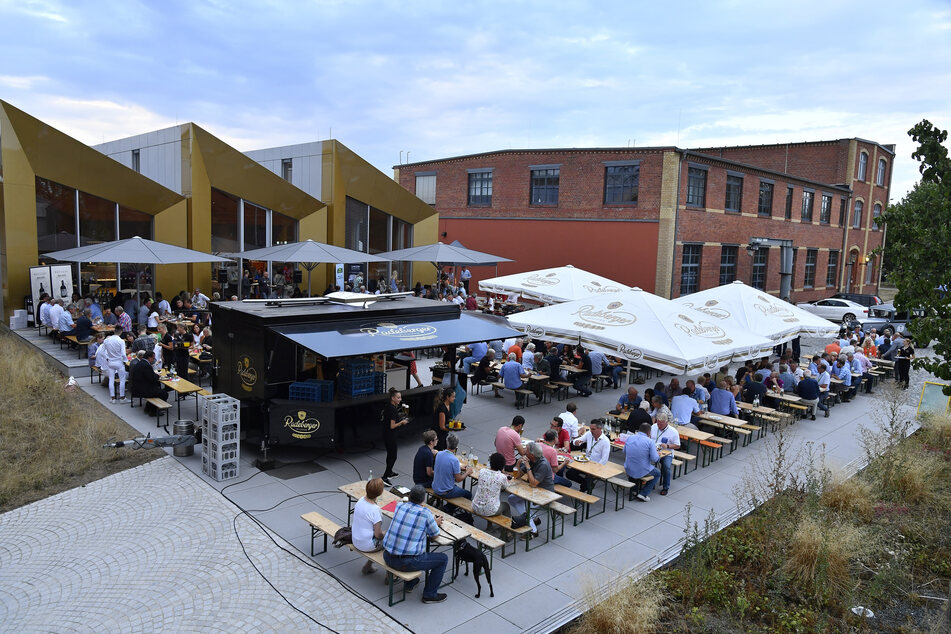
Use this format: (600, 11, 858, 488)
(310, 526, 328, 557)
(501, 532, 517, 558)
(387, 572, 408, 606)
(548, 508, 566, 540)
(611, 482, 627, 512)
(524, 506, 549, 552)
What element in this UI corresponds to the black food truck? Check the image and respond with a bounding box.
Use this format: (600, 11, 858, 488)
(210, 294, 518, 451)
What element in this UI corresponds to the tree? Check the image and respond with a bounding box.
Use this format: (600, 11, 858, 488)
(879, 120, 951, 386)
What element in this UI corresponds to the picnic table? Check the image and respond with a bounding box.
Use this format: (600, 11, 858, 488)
(159, 374, 204, 418)
(470, 464, 561, 549)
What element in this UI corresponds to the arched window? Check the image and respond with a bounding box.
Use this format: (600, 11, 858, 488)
(857, 152, 868, 181)
(876, 158, 887, 186)
(853, 201, 863, 229)
(872, 203, 882, 230)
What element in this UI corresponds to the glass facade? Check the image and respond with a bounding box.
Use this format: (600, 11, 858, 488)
(345, 196, 413, 292)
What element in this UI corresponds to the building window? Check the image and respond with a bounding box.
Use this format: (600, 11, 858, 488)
(467, 171, 493, 206)
(604, 163, 639, 204)
(876, 158, 887, 186)
(872, 203, 882, 230)
(686, 167, 707, 207)
(281, 158, 292, 182)
(865, 259, 875, 285)
(757, 181, 773, 217)
(826, 250, 839, 287)
(853, 200, 863, 229)
(680, 244, 702, 295)
(131, 149, 140, 173)
(839, 196, 847, 226)
(530, 167, 559, 205)
(801, 190, 814, 223)
(725, 174, 743, 213)
(785, 186, 793, 220)
(858, 152, 868, 181)
(819, 194, 832, 224)
(751, 247, 768, 290)
(804, 249, 817, 288)
(719, 245, 737, 285)
(415, 173, 436, 205)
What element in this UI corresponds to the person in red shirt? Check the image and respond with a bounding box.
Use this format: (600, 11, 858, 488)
(540, 428, 572, 488)
(550, 416, 571, 452)
(508, 339, 523, 363)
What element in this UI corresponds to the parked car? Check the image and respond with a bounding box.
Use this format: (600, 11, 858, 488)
(796, 298, 869, 323)
(860, 302, 929, 342)
(830, 292, 884, 307)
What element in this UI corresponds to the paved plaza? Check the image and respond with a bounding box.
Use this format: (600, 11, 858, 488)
(0, 328, 930, 633)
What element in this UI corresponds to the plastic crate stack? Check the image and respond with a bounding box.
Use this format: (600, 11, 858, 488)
(338, 358, 385, 397)
(200, 393, 240, 481)
(288, 379, 334, 402)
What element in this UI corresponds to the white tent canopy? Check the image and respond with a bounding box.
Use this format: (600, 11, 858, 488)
(673, 281, 840, 342)
(507, 287, 774, 375)
(480, 265, 630, 304)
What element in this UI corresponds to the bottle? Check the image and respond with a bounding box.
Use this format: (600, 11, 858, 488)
(60, 280, 67, 298)
(39, 282, 45, 295)
(753, 395, 760, 408)
(367, 469, 373, 482)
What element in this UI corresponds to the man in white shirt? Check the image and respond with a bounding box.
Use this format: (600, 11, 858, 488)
(156, 292, 171, 317)
(192, 288, 210, 310)
(97, 326, 129, 403)
(38, 295, 52, 328)
(816, 362, 832, 417)
(459, 266, 472, 294)
(49, 299, 65, 334)
(569, 419, 610, 492)
(559, 402, 580, 438)
(650, 416, 681, 496)
(670, 385, 701, 430)
(521, 343, 536, 372)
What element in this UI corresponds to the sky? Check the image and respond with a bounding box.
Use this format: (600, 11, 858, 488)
(1, 0, 950, 200)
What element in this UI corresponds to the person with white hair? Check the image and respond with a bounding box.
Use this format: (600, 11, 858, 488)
(521, 343, 536, 372)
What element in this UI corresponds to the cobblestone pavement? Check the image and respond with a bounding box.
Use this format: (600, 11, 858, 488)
(0, 457, 408, 633)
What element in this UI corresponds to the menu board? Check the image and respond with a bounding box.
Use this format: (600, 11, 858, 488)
(29, 266, 53, 320)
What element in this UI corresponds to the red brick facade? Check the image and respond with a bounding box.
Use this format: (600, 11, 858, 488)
(396, 138, 892, 301)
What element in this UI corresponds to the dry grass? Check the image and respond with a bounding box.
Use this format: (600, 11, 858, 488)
(0, 329, 155, 511)
(782, 515, 869, 604)
(920, 412, 951, 447)
(820, 474, 875, 521)
(571, 573, 666, 634)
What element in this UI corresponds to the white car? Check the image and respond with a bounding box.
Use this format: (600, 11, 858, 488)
(795, 298, 869, 323)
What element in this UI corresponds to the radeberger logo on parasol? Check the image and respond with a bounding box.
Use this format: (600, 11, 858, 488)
(525, 324, 546, 337)
(236, 355, 257, 392)
(284, 409, 321, 440)
(572, 302, 636, 331)
(673, 314, 731, 344)
(581, 281, 624, 294)
(523, 272, 560, 288)
(753, 295, 799, 323)
(618, 344, 643, 361)
(359, 322, 438, 341)
(680, 299, 731, 320)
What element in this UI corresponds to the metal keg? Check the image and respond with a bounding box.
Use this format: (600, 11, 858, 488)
(172, 420, 195, 457)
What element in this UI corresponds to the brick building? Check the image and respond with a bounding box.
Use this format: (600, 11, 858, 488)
(395, 138, 893, 301)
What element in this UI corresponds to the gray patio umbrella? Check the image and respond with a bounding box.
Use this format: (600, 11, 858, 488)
(380, 241, 512, 266)
(222, 239, 390, 296)
(45, 235, 233, 298)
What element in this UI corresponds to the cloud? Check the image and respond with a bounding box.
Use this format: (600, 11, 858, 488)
(0, 75, 48, 89)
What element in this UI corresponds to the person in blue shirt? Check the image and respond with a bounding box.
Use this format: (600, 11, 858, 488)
(835, 359, 854, 402)
(709, 380, 739, 417)
(382, 484, 447, 603)
(616, 387, 642, 411)
(494, 353, 527, 397)
(623, 422, 660, 502)
(461, 341, 488, 373)
(432, 433, 473, 500)
(689, 378, 710, 407)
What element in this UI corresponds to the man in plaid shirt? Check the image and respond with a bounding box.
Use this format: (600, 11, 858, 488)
(115, 306, 133, 333)
(382, 484, 448, 603)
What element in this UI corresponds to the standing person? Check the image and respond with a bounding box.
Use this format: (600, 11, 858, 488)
(382, 485, 448, 604)
(97, 326, 128, 404)
(459, 266, 472, 295)
(559, 402, 580, 439)
(352, 478, 387, 576)
(241, 270, 251, 299)
(895, 339, 915, 389)
(472, 452, 511, 517)
(172, 324, 190, 376)
(115, 306, 133, 333)
(432, 387, 454, 451)
(623, 422, 661, 502)
(381, 388, 409, 485)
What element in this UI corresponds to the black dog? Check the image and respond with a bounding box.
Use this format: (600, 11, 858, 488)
(453, 539, 493, 598)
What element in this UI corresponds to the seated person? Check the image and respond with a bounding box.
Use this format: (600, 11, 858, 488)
(649, 416, 681, 496)
(508, 442, 554, 535)
(412, 430, 438, 488)
(494, 416, 525, 471)
(623, 422, 661, 502)
(549, 416, 571, 452)
(742, 374, 768, 404)
(540, 429, 571, 487)
(616, 387, 642, 411)
(494, 352, 527, 397)
(382, 484, 447, 604)
(709, 380, 739, 416)
(432, 433, 473, 500)
(88, 332, 105, 369)
(352, 478, 386, 575)
(670, 385, 700, 429)
(129, 349, 170, 414)
(471, 452, 511, 517)
(471, 349, 498, 385)
(568, 419, 611, 491)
